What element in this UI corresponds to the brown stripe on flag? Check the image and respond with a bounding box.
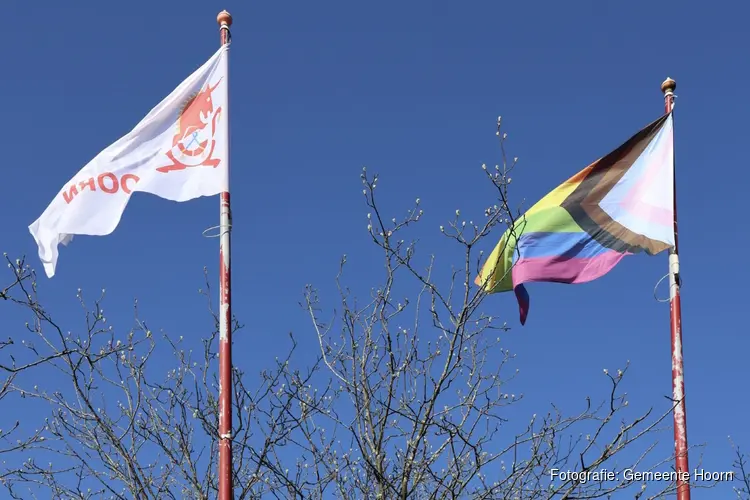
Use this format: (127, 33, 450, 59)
(561, 113, 672, 255)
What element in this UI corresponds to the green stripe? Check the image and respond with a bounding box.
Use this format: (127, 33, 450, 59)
(514, 205, 583, 234)
(482, 205, 584, 293)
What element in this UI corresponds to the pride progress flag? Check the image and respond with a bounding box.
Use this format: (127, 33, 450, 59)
(475, 113, 675, 324)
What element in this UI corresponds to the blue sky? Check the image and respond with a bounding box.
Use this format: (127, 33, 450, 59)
(1, 0, 747, 496)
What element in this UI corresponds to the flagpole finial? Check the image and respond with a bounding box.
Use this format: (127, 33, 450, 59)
(217, 10, 233, 27)
(661, 77, 676, 94)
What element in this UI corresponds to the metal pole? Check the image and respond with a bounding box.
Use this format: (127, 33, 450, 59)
(661, 77, 691, 500)
(217, 9, 234, 500)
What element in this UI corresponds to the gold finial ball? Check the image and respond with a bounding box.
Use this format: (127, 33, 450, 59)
(217, 10, 233, 27)
(661, 77, 676, 94)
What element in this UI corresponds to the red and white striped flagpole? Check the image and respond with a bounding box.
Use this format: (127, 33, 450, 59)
(662, 77, 691, 500)
(217, 9, 234, 500)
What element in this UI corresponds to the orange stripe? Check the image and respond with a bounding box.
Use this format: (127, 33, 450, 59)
(526, 162, 596, 217)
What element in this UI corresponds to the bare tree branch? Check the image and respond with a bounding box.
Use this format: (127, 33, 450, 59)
(0, 256, 331, 498)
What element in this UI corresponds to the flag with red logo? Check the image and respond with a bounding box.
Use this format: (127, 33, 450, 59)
(29, 44, 229, 278)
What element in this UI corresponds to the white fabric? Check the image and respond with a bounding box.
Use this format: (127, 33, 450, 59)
(29, 45, 229, 278)
(598, 114, 675, 246)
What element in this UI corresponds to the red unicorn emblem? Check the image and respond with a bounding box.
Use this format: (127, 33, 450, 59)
(156, 78, 223, 173)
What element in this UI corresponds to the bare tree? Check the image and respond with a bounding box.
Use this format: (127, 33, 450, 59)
(297, 118, 683, 499)
(0, 118, 702, 499)
(0, 259, 50, 461)
(730, 438, 750, 499)
(0, 256, 333, 499)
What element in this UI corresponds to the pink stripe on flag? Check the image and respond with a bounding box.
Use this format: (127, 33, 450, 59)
(511, 250, 627, 287)
(619, 127, 673, 226)
(619, 200, 673, 227)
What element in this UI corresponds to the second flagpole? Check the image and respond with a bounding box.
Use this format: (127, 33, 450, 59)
(217, 9, 234, 500)
(661, 77, 691, 500)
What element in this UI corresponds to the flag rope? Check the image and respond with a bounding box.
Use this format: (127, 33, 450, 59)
(652, 273, 672, 303)
(202, 223, 233, 238)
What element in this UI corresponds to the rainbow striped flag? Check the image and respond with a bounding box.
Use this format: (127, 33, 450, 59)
(475, 113, 675, 324)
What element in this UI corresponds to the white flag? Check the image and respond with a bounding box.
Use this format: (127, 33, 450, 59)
(29, 45, 230, 278)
